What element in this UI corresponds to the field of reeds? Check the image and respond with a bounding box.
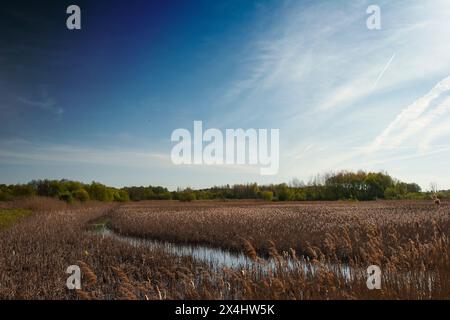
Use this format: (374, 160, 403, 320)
(0, 198, 448, 299)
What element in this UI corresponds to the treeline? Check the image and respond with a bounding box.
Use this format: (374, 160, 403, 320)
(182, 171, 426, 201)
(0, 180, 129, 203)
(0, 171, 447, 203)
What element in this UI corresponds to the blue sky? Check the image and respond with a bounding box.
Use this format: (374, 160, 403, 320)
(1, 0, 450, 190)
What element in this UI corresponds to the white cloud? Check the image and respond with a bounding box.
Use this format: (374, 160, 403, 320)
(368, 75, 450, 153)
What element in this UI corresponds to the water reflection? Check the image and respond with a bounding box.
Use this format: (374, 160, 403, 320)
(95, 226, 352, 279)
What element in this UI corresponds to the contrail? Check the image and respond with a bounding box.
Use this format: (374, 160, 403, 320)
(367, 75, 450, 154)
(372, 53, 396, 90)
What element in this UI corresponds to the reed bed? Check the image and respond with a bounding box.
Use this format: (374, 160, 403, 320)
(0, 200, 448, 299)
(109, 201, 449, 263)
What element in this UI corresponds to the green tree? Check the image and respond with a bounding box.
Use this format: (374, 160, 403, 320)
(179, 188, 196, 202)
(73, 189, 90, 202)
(364, 172, 394, 200)
(11, 184, 36, 198)
(259, 191, 273, 201)
(276, 183, 293, 201)
(58, 191, 74, 203)
(88, 182, 113, 201)
(113, 190, 130, 202)
(0, 185, 13, 201)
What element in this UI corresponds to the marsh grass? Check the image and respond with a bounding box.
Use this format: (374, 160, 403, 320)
(0, 209, 32, 229)
(0, 200, 448, 300)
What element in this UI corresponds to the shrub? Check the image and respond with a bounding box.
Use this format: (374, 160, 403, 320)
(276, 184, 293, 201)
(58, 192, 74, 204)
(73, 189, 90, 202)
(259, 191, 273, 201)
(113, 190, 130, 202)
(11, 184, 36, 198)
(0, 189, 13, 201)
(88, 182, 114, 202)
(179, 189, 196, 202)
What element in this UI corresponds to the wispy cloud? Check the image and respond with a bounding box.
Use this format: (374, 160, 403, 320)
(0, 139, 261, 181)
(216, 1, 450, 131)
(0, 140, 169, 168)
(17, 96, 64, 115)
(368, 75, 450, 153)
(208, 1, 450, 188)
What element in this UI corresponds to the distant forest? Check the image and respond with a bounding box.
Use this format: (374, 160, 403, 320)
(0, 171, 447, 203)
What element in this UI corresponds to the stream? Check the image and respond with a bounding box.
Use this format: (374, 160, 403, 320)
(90, 225, 438, 294)
(94, 226, 353, 279)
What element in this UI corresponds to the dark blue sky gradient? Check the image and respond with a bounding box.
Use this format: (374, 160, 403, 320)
(1, 0, 269, 146)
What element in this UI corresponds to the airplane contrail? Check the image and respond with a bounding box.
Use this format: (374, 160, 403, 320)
(372, 53, 396, 90)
